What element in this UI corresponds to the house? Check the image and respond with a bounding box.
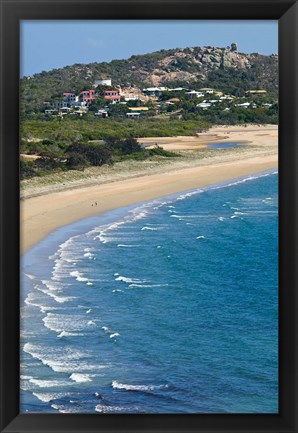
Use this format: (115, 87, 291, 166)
(235, 102, 251, 108)
(245, 90, 267, 96)
(59, 106, 72, 114)
(63, 92, 77, 103)
(79, 89, 97, 102)
(168, 87, 187, 93)
(71, 110, 86, 117)
(166, 98, 180, 103)
(186, 91, 204, 99)
(95, 109, 109, 118)
(199, 88, 215, 94)
(53, 101, 70, 109)
(220, 95, 234, 101)
(126, 112, 140, 118)
(94, 78, 112, 87)
(142, 87, 168, 97)
(104, 89, 121, 102)
(128, 106, 149, 112)
(196, 102, 211, 110)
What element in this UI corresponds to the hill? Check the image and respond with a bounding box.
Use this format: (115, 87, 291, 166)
(20, 44, 278, 113)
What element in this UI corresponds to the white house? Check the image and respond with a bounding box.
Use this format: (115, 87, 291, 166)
(186, 91, 204, 99)
(63, 92, 77, 103)
(197, 102, 212, 110)
(235, 102, 251, 108)
(95, 109, 108, 118)
(143, 87, 168, 96)
(94, 78, 112, 87)
(126, 112, 141, 118)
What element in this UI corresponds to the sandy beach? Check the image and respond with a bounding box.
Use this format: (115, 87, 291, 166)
(21, 124, 278, 253)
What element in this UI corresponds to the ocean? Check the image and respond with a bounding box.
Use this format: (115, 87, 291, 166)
(20, 169, 278, 414)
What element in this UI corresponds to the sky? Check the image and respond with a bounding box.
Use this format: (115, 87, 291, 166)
(20, 20, 278, 77)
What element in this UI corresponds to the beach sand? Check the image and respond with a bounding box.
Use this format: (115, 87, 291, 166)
(21, 125, 278, 253)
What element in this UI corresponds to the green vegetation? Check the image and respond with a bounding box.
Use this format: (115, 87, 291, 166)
(20, 116, 209, 142)
(20, 136, 181, 180)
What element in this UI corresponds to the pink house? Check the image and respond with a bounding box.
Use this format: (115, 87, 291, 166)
(79, 89, 97, 102)
(104, 90, 121, 102)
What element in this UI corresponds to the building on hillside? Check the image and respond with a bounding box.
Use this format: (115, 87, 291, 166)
(59, 106, 72, 115)
(196, 102, 211, 110)
(104, 89, 121, 102)
(220, 95, 234, 101)
(142, 87, 168, 97)
(126, 112, 141, 118)
(245, 90, 267, 96)
(95, 109, 109, 118)
(235, 102, 251, 108)
(198, 88, 215, 94)
(79, 89, 97, 102)
(168, 87, 187, 93)
(186, 90, 204, 99)
(63, 92, 77, 103)
(53, 101, 70, 109)
(128, 106, 149, 112)
(165, 98, 180, 103)
(94, 78, 112, 87)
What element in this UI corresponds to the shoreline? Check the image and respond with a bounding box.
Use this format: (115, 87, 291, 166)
(21, 125, 278, 253)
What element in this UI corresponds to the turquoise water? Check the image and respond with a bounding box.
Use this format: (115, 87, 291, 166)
(208, 142, 245, 149)
(20, 170, 278, 414)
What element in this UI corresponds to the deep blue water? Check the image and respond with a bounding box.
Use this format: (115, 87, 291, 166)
(20, 170, 278, 414)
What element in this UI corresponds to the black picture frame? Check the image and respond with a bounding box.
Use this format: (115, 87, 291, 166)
(0, 0, 297, 432)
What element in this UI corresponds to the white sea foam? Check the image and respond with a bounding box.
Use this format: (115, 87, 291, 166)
(70, 373, 93, 383)
(51, 404, 80, 413)
(43, 312, 90, 333)
(33, 392, 66, 403)
(37, 285, 76, 304)
(141, 226, 160, 231)
(84, 252, 95, 259)
(70, 270, 90, 283)
(196, 236, 205, 239)
(23, 343, 97, 373)
(95, 404, 138, 413)
(87, 320, 97, 327)
(57, 331, 84, 338)
(102, 326, 120, 339)
(24, 273, 36, 280)
(29, 378, 72, 388)
(112, 381, 168, 392)
(110, 333, 120, 339)
(115, 275, 144, 284)
(86, 309, 92, 314)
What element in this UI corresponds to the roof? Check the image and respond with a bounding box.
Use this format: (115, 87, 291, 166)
(143, 87, 168, 92)
(129, 107, 149, 111)
(246, 90, 267, 93)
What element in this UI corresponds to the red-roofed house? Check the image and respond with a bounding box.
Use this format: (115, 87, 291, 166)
(104, 90, 121, 102)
